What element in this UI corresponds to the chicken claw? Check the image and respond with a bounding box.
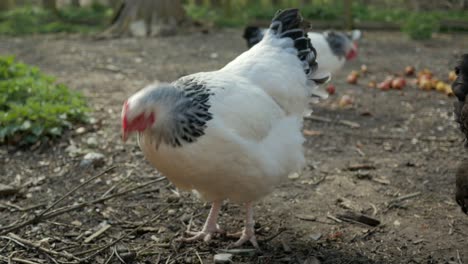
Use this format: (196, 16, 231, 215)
(182, 225, 225, 242)
(177, 201, 223, 243)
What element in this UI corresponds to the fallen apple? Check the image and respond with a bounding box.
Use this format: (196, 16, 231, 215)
(391, 77, 406, 90)
(435, 81, 446, 92)
(347, 74, 358, 84)
(419, 78, 432, 90)
(361, 65, 368, 74)
(449, 70, 457, 82)
(445, 85, 454, 96)
(378, 80, 391, 91)
(326, 84, 336, 95)
(339, 95, 354, 107)
(368, 81, 377, 88)
(405, 66, 415, 76)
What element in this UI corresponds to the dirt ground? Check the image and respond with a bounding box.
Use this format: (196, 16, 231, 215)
(1, 29, 468, 264)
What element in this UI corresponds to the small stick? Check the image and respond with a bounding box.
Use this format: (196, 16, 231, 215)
(103, 249, 115, 264)
(0, 177, 165, 236)
(195, 250, 203, 264)
(40, 166, 117, 218)
(113, 246, 127, 264)
(326, 213, 343, 223)
(387, 192, 421, 205)
(456, 250, 462, 264)
(76, 205, 169, 260)
(0, 255, 40, 264)
(355, 147, 366, 157)
(3, 233, 80, 261)
(304, 115, 360, 128)
(0, 167, 116, 235)
(84, 224, 111, 243)
(44, 177, 165, 219)
(260, 228, 287, 243)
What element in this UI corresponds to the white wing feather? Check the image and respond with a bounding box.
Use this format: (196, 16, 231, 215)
(139, 72, 305, 203)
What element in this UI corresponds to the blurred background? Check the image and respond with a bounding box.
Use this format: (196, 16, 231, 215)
(0, 0, 467, 39)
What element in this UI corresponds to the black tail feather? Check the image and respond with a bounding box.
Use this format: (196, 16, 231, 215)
(453, 54, 468, 146)
(243, 26, 264, 48)
(269, 8, 321, 82)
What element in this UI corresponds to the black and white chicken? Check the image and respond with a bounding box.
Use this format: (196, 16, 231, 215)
(453, 54, 468, 214)
(121, 9, 329, 248)
(244, 26, 361, 75)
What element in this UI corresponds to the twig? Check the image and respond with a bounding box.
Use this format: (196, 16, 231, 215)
(0, 177, 165, 236)
(84, 223, 111, 243)
(341, 132, 458, 143)
(0, 255, 40, 264)
(457, 250, 462, 264)
(114, 246, 127, 264)
(44, 177, 165, 219)
(3, 233, 80, 261)
(0, 167, 116, 235)
(335, 211, 380, 227)
(76, 205, 170, 260)
(195, 250, 203, 264)
(16, 203, 47, 212)
(326, 213, 343, 223)
(260, 228, 287, 243)
(386, 192, 421, 208)
(40, 166, 116, 218)
(304, 115, 360, 128)
(103, 249, 115, 264)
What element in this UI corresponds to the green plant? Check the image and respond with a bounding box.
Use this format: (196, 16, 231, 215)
(402, 13, 439, 40)
(0, 4, 112, 35)
(0, 56, 90, 145)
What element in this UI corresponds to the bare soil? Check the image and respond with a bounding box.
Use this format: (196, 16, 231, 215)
(1, 29, 468, 264)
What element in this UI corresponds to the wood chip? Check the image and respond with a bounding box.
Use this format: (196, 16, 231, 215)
(310, 233, 322, 241)
(338, 120, 360, 128)
(0, 184, 19, 197)
(372, 177, 391, 185)
(347, 164, 376, 171)
(296, 214, 317, 221)
(336, 211, 381, 227)
(303, 129, 322, 136)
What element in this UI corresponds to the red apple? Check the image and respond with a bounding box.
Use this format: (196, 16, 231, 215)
(377, 80, 391, 91)
(347, 74, 358, 84)
(326, 84, 336, 95)
(405, 66, 415, 76)
(391, 77, 406, 90)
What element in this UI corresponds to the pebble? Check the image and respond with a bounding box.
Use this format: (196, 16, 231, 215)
(214, 253, 232, 263)
(80, 152, 105, 168)
(86, 136, 98, 147)
(75, 127, 86, 134)
(288, 172, 300, 180)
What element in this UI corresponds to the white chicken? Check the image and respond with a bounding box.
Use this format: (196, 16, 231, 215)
(244, 26, 361, 75)
(121, 9, 329, 248)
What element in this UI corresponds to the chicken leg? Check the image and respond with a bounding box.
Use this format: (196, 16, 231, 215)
(228, 202, 259, 249)
(182, 201, 224, 242)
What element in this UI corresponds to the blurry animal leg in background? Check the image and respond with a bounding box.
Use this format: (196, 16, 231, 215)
(228, 202, 260, 249)
(182, 200, 224, 242)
